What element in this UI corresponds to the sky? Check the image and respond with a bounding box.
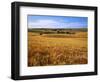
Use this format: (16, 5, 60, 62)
(28, 15, 88, 29)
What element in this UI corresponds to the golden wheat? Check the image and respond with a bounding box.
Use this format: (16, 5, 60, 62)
(28, 32, 88, 66)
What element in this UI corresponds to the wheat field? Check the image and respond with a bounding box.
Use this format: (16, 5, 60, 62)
(28, 30, 88, 66)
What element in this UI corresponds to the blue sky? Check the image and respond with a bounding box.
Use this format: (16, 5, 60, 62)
(28, 15, 88, 29)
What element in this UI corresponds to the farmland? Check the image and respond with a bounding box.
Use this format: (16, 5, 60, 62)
(28, 28, 88, 66)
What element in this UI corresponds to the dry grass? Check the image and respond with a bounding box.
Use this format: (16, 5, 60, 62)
(28, 32, 88, 66)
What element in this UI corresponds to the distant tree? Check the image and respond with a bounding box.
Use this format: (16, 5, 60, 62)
(53, 29, 57, 31)
(40, 33, 43, 35)
(57, 30, 60, 34)
(66, 32, 70, 34)
(66, 32, 75, 34)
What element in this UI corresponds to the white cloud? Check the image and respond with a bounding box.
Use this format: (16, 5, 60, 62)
(28, 19, 86, 29)
(28, 19, 60, 28)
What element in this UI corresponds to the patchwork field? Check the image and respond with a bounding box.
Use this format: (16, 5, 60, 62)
(28, 29, 88, 66)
